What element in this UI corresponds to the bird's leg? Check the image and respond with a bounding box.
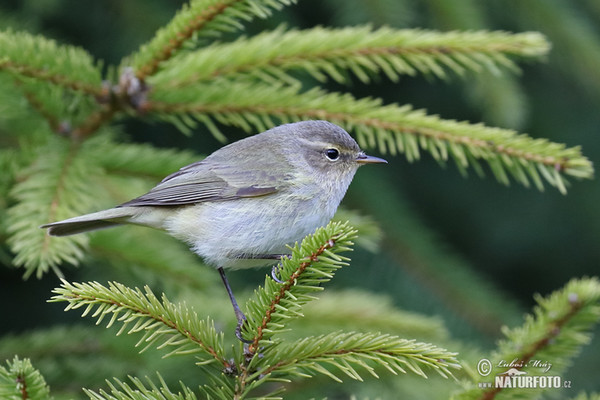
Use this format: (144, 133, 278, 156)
(218, 267, 251, 343)
(218, 255, 290, 342)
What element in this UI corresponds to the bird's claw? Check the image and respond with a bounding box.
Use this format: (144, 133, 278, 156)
(235, 315, 252, 344)
(271, 264, 284, 283)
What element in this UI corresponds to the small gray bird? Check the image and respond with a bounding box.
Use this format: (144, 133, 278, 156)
(42, 120, 386, 340)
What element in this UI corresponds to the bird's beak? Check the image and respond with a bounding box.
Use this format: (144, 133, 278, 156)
(356, 153, 387, 164)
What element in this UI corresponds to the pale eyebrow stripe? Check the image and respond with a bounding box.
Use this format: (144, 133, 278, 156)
(296, 137, 332, 149)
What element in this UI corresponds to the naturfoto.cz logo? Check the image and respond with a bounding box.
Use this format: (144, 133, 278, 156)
(476, 358, 572, 389)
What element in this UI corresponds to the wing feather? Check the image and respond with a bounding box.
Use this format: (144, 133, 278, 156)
(119, 159, 285, 207)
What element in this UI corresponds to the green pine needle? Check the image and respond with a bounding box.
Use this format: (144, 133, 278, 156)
(456, 277, 600, 399)
(85, 375, 198, 400)
(152, 27, 550, 87)
(241, 220, 358, 344)
(249, 331, 460, 383)
(0, 29, 102, 95)
(126, 0, 297, 80)
(6, 135, 106, 278)
(0, 356, 51, 400)
(50, 280, 228, 366)
(148, 81, 593, 193)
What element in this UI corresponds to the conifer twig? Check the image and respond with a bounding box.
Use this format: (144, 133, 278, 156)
(51, 280, 230, 368)
(0, 357, 51, 400)
(240, 221, 356, 346)
(16, 83, 65, 134)
(130, 0, 296, 81)
(145, 83, 593, 192)
(134, 1, 235, 80)
(453, 278, 600, 400)
(151, 27, 549, 87)
(249, 237, 336, 354)
(0, 60, 103, 97)
(71, 106, 117, 140)
(0, 30, 102, 94)
(248, 332, 459, 382)
(7, 136, 95, 278)
(479, 303, 581, 400)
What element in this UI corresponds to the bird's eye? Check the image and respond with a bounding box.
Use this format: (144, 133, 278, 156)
(325, 148, 340, 161)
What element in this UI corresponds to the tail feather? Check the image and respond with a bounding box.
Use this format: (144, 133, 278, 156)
(41, 207, 135, 237)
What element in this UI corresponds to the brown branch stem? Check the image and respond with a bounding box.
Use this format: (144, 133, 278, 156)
(248, 238, 336, 354)
(0, 60, 102, 96)
(196, 43, 529, 83)
(234, 236, 337, 397)
(135, 0, 242, 81)
(71, 106, 117, 140)
(479, 298, 584, 400)
(16, 374, 28, 400)
(19, 85, 63, 133)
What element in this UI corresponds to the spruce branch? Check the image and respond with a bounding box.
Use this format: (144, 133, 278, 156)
(0, 356, 51, 400)
(7, 74, 100, 138)
(12, 81, 65, 134)
(6, 135, 107, 278)
(455, 277, 600, 400)
(70, 69, 150, 140)
(152, 27, 550, 87)
(248, 332, 459, 383)
(71, 106, 117, 140)
(50, 280, 229, 368)
(0, 29, 102, 96)
(147, 81, 593, 193)
(126, 0, 297, 81)
(241, 221, 357, 350)
(85, 375, 197, 400)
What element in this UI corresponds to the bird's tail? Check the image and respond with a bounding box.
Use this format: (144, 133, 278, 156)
(40, 207, 136, 236)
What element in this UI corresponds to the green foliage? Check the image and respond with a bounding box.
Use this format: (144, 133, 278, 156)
(0, 29, 101, 132)
(84, 375, 197, 400)
(250, 331, 458, 381)
(51, 280, 226, 363)
(50, 222, 459, 398)
(454, 277, 600, 399)
(6, 135, 106, 277)
(151, 27, 549, 86)
(150, 79, 592, 193)
(0, 356, 51, 400)
(1, 1, 599, 399)
(0, 0, 593, 277)
(242, 221, 357, 343)
(125, 0, 297, 79)
(0, 29, 101, 92)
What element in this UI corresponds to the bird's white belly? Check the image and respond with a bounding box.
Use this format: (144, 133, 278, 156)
(164, 195, 334, 269)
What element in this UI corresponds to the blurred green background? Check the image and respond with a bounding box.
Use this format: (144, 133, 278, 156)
(1, 0, 598, 397)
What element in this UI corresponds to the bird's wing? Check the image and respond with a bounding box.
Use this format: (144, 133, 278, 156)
(119, 159, 286, 207)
